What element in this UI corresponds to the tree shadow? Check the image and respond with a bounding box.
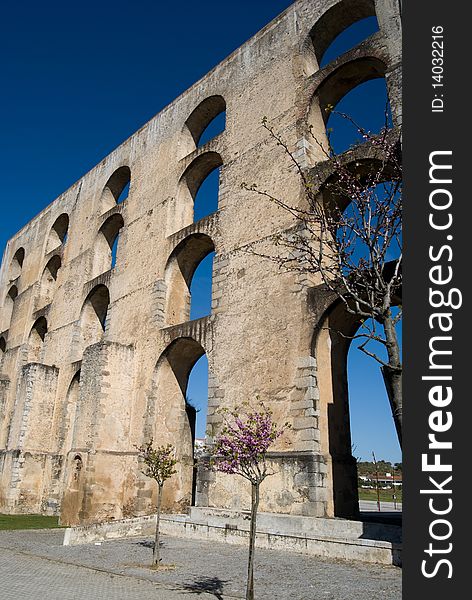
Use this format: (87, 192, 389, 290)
(136, 540, 164, 549)
(181, 576, 228, 599)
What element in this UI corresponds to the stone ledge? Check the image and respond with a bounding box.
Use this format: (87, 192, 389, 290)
(83, 270, 113, 297)
(63, 511, 401, 566)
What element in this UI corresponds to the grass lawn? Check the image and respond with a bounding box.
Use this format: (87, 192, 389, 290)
(358, 488, 403, 503)
(0, 513, 61, 530)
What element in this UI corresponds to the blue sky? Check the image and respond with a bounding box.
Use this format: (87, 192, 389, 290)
(1, 2, 400, 462)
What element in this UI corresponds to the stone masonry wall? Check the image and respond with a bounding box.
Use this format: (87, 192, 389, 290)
(0, 0, 401, 524)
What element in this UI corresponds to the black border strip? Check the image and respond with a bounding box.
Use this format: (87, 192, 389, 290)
(404, 1, 467, 595)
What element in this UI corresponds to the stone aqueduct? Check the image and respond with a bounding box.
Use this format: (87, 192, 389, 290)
(0, 0, 401, 525)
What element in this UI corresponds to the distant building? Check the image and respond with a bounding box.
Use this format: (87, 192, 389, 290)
(194, 438, 207, 459)
(359, 473, 403, 488)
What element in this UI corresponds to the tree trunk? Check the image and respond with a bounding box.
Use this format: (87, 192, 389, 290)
(153, 483, 163, 565)
(381, 365, 402, 447)
(246, 482, 260, 600)
(382, 314, 402, 448)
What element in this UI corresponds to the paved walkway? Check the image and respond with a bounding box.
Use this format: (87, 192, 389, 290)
(0, 545, 208, 600)
(0, 529, 402, 599)
(359, 500, 402, 512)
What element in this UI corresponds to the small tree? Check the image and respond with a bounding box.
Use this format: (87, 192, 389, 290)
(210, 403, 289, 600)
(137, 439, 177, 566)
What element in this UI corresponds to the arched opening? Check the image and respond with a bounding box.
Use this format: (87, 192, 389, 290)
(61, 370, 81, 455)
(316, 58, 387, 122)
(73, 454, 83, 479)
(320, 16, 379, 68)
(4, 285, 18, 329)
(148, 337, 208, 509)
(10, 248, 25, 281)
(28, 316, 48, 363)
(348, 317, 402, 472)
(91, 214, 124, 277)
(314, 303, 401, 518)
(116, 181, 130, 204)
(193, 167, 220, 223)
(311, 152, 401, 518)
(186, 353, 209, 451)
(313, 301, 360, 518)
(189, 253, 214, 320)
(7, 286, 18, 302)
(307, 59, 388, 156)
(326, 76, 389, 155)
(79, 285, 110, 350)
(164, 233, 215, 326)
(308, 0, 376, 71)
(61, 451, 85, 527)
(39, 255, 62, 306)
(46, 214, 69, 253)
(198, 112, 226, 147)
(170, 152, 222, 233)
(181, 95, 226, 157)
(100, 166, 131, 213)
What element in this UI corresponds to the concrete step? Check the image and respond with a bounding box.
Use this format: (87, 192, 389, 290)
(188, 506, 402, 544)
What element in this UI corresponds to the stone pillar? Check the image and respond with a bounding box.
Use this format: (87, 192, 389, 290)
(1, 363, 59, 513)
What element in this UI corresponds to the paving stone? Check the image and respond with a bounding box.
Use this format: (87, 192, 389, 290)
(0, 528, 401, 599)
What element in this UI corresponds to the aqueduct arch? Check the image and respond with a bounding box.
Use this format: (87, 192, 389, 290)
(308, 135, 401, 518)
(142, 337, 208, 512)
(0, 0, 401, 525)
(3, 285, 18, 330)
(313, 56, 387, 121)
(181, 95, 227, 157)
(309, 0, 376, 67)
(79, 284, 110, 351)
(28, 316, 48, 363)
(9, 248, 25, 281)
(312, 298, 362, 518)
(100, 166, 131, 213)
(46, 214, 69, 254)
(164, 233, 215, 326)
(39, 255, 62, 307)
(169, 152, 222, 233)
(92, 213, 125, 277)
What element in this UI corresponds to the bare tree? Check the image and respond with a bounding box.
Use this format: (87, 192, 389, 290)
(136, 440, 177, 565)
(243, 114, 402, 445)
